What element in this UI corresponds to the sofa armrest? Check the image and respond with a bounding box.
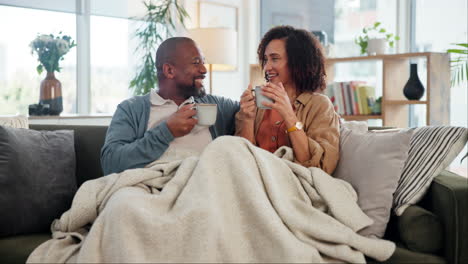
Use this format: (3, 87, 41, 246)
(428, 170, 467, 264)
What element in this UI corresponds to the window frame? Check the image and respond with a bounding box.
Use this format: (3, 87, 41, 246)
(76, 0, 91, 115)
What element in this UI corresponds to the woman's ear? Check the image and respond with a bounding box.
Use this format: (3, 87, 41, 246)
(163, 63, 175, 79)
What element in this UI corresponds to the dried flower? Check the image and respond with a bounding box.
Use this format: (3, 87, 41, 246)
(30, 32, 76, 74)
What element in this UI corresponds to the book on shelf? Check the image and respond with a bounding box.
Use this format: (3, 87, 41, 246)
(325, 84, 338, 113)
(350, 81, 365, 115)
(325, 81, 376, 116)
(343, 82, 353, 115)
(358, 85, 376, 115)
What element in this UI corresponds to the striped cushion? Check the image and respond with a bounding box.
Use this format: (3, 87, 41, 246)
(393, 126, 468, 215)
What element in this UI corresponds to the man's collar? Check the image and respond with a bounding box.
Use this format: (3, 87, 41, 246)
(150, 89, 195, 108)
(150, 89, 171, 106)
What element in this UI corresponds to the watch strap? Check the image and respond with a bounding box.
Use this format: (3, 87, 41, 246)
(286, 125, 298, 133)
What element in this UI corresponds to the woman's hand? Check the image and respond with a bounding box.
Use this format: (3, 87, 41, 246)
(237, 84, 257, 121)
(261, 82, 297, 126)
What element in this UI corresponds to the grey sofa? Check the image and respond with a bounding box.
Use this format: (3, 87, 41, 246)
(0, 124, 466, 263)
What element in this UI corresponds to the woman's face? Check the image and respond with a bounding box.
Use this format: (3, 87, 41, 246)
(263, 39, 291, 86)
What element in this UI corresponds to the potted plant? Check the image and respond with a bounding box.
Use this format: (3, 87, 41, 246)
(447, 43, 467, 87)
(355, 22, 400, 55)
(371, 96, 382, 115)
(129, 0, 190, 96)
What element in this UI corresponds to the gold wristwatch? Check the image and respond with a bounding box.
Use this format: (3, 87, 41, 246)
(286, 121, 304, 133)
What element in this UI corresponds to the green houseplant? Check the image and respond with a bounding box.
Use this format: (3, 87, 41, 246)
(447, 43, 468, 87)
(355, 22, 400, 55)
(130, 0, 190, 95)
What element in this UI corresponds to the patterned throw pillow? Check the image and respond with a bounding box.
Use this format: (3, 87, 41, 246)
(393, 126, 468, 215)
(0, 115, 28, 128)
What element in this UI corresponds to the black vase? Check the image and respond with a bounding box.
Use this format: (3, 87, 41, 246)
(403, 63, 425, 100)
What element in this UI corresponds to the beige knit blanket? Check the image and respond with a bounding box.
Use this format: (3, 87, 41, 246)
(27, 136, 395, 263)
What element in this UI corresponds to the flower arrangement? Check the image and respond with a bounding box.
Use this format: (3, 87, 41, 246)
(30, 32, 76, 75)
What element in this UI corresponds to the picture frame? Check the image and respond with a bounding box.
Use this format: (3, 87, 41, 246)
(198, 1, 238, 30)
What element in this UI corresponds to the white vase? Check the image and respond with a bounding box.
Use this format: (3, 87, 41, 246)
(367, 38, 386, 55)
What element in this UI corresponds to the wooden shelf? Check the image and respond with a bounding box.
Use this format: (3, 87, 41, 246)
(324, 52, 450, 127)
(342, 115, 382, 121)
(325, 52, 446, 63)
(383, 100, 428, 105)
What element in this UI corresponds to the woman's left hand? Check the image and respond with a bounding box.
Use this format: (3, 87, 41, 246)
(261, 82, 297, 123)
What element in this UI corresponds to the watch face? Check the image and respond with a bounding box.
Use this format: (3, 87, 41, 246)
(296, 122, 304, 130)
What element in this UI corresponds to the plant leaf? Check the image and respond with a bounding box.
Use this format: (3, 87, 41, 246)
(465, 62, 468, 83)
(447, 48, 468, 54)
(36, 64, 43, 75)
(455, 43, 468, 48)
(374, 22, 381, 28)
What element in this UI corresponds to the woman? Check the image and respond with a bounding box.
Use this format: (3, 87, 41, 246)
(235, 26, 340, 175)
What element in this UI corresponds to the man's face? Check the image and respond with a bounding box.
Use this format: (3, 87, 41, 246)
(172, 42, 207, 98)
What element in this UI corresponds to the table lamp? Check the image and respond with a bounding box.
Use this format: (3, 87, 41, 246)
(188, 28, 237, 94)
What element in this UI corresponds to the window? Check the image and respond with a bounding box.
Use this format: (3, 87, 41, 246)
(0, 0, 146, 115)
(334, 0, 397, 57)
(413, 0, 467, 127)
(0, 6, 76, 115)
(360, 0, 377, 11)
(90, 16, 138, 114)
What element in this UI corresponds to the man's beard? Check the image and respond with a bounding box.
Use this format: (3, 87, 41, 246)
(176, 79, 206, 99)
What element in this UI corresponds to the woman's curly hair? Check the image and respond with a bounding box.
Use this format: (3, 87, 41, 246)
(257, 26, 326, 93)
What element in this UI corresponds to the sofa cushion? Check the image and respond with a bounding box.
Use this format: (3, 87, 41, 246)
(393, 126, 468, 215)
(341, 120, 368, 133)
(333, 127, 414, 238)
(398, 205, 443, 253)
(0, 115, 28, 129)
(30, 125, 108, 186)
(0, 126, 76, 237)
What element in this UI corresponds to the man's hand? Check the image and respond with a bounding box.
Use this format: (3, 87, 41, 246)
(166, 104, 198, 137)
(238, 84, 256, 121)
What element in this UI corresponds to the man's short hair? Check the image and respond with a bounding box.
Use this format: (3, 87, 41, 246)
(156, 37, 194, 80)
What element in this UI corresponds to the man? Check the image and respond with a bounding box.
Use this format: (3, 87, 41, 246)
(101, 37, 239, 175)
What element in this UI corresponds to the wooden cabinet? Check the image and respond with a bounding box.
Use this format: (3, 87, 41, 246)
(249, 52, 450, 128)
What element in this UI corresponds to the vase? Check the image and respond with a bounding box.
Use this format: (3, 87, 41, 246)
(403, 63, 425, 100)
(39, 71, 63, 115)
(367, 38, 386, 55)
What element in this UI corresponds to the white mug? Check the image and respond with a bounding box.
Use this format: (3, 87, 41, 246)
(254, 85, 273, 109)
(194, 103, 217, 126)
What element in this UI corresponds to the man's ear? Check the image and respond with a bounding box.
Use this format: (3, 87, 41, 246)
(163, 63, 175, 79)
